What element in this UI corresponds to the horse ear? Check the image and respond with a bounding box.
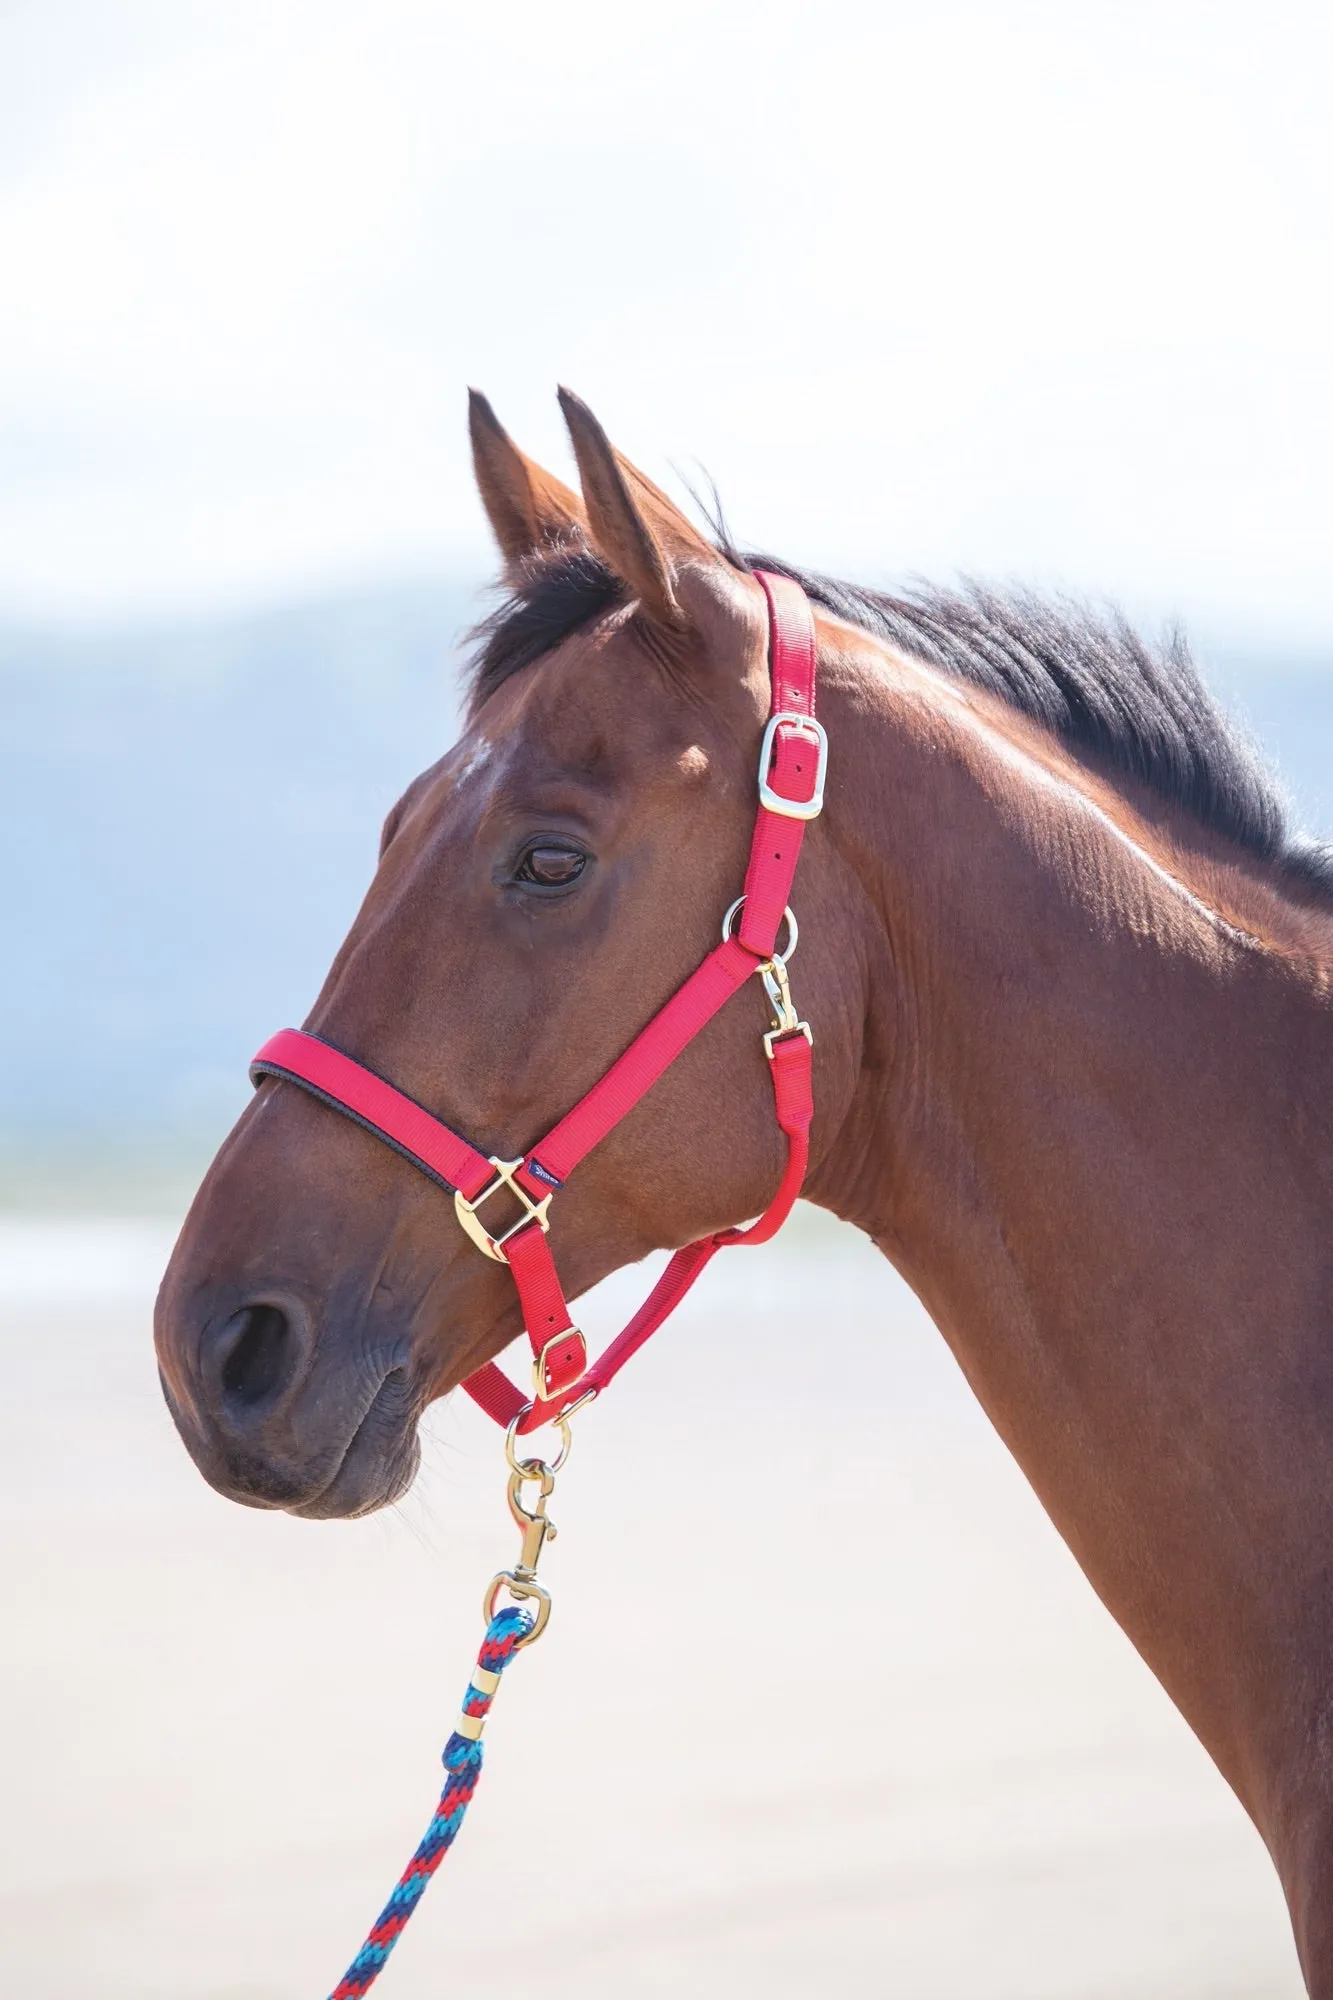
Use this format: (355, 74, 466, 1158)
(558, 388, 722, 630)
(468, 390, 587, 573)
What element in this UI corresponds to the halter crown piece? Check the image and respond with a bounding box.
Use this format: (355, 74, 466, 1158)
(247, 573, 825, 1996)
(249, 572, 823, 1433)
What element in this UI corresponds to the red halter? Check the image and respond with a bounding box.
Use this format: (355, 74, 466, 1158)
(250, 572, 824, 1434)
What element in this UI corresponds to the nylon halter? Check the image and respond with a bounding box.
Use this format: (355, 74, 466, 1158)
(249, 571, 826, 1435)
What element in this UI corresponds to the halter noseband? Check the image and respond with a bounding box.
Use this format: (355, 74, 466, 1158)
(249, 572, 824, 1434)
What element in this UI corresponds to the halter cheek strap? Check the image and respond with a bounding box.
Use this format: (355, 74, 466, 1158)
(250, 571, 824, 1434)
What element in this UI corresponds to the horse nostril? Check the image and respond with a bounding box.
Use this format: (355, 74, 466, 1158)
(218, 1303, 300, 1409)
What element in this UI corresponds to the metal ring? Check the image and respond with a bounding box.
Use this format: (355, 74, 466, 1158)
(505, 1410, 573, 1477)
(483, 1570, 552, 1647)
(721, 896, 798, 965)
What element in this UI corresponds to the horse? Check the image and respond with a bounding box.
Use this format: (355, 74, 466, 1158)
(156, 387, 1333, 1990)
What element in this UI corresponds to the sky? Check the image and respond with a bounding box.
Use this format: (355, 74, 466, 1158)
(1, 0, 1331, 646)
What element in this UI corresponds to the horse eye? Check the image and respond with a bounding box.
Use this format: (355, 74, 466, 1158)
(516, 844, 587, 887)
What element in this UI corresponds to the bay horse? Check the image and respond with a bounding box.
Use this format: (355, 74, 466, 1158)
(156, 388, 1333, 1990)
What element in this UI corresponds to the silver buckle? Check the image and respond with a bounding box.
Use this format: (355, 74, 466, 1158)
(757, 711, 828, 820)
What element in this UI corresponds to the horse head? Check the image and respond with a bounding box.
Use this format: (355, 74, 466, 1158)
(154, 392, 858, 1517)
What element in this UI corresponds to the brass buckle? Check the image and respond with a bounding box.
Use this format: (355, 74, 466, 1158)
(757, 711, 828, 820)
(454, 1156, 552, 1263)
(531, 1328, 586, 1405)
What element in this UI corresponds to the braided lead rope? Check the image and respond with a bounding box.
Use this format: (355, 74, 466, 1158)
(328, 1605, 534, 1999)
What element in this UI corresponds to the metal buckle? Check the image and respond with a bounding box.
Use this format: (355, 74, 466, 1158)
(757, 711, 828, 820)
(531, 1328, 586, 1404)
(454, 1156, 552, 1263)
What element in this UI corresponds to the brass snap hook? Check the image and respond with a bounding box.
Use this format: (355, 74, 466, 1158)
(481, 1411, 579, 1650)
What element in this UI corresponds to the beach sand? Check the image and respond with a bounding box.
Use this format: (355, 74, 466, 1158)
(0, 1208, 1305, 1998)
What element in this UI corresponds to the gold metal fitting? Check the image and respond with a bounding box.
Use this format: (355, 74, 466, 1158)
(484, 1402, 589, 1651)
(531, 1328, 586, 1405)
(454, 1156, 553, 1263)
(482, 1570, 552, 1647)
(482, 1417, 578, 1649)
(758, 954, 813, 1058)
(505, 1412, 572, 1476)
(506, 1456, 558, 1576)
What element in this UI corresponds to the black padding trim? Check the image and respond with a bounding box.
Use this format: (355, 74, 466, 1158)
(249, 1061, 461, 1196)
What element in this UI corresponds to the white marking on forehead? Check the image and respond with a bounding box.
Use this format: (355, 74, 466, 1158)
(450, 735, 496, 791)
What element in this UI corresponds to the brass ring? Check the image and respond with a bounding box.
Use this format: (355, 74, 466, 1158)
(505, 1410, 573, 1477)
(721, 896, 798, 965)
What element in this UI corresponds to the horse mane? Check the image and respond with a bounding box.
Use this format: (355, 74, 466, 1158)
(469, 545, 1333, 903)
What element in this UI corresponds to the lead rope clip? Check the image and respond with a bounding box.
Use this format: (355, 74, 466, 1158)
(478, 1410, 572, 1651)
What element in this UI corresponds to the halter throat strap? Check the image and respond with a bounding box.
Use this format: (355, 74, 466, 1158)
(250, 571, 822, 1434)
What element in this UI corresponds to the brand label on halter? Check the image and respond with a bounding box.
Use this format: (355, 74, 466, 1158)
(524, 1158, 562, 1189)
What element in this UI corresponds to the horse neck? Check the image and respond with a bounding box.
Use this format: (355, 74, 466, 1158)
(806, 625, 1333, 1817)
(810, 624, 1333, 1292)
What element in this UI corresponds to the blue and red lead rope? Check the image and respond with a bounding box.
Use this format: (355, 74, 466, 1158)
(328, 1606, 533, 1999)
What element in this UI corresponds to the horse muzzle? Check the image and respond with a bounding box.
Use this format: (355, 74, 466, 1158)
(155, 1283, 420, 1519)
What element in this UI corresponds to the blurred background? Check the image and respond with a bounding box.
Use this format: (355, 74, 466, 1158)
(1, 1, 1327, 1993)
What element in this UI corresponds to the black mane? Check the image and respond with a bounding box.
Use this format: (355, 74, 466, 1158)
(469, 546, 1333, 902)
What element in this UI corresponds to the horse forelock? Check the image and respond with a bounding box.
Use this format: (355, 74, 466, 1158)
(467, 545, 626, 713)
